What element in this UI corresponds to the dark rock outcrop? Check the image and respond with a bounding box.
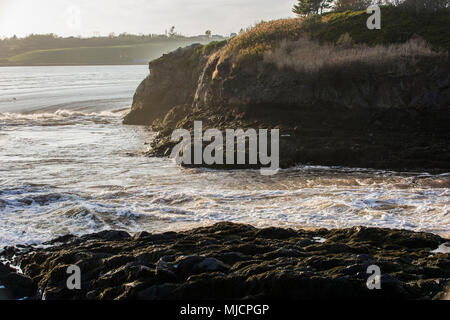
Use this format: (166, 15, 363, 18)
(2, 223, 449, 300)
(123, 44, 208, 125)
(124, 37, 450, 171)
(0, 262, 35, 300)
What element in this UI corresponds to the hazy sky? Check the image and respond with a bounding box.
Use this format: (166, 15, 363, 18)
(0, 0, 296, 38)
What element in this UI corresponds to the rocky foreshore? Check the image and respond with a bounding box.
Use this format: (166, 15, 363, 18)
(1, 223, 449, 300)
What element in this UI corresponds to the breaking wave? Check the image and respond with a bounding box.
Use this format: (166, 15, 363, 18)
(0, 65, 448, 247)
(0, 108, 129, 127)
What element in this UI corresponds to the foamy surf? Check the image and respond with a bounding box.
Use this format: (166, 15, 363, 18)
(0, 66, 449, 248)
(0, 108, 129, 127)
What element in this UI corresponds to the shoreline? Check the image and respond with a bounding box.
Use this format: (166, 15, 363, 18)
(1, 222, 449, 300)
(1, 218, 450, 252)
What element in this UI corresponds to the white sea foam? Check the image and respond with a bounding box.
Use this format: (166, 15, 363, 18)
(0, 108, 128, 128)
(0, 66, 449, 247)
(432, 243, 450, 254)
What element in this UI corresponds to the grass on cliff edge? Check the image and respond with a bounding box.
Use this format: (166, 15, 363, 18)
(264, 36, 443, 75)
(224, 6, 450, 65)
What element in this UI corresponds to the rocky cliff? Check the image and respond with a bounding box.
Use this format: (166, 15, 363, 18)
(124, 10, 450, 171)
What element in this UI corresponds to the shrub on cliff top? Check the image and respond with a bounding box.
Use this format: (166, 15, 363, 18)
(224, 6, 449, 66)
(264, 36, 444, 75)
(202, 40, 228, 55)
(225, 18, 306, 64)
(306, 6, 450, 49)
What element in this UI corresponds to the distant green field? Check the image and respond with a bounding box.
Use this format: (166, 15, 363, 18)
(0, 39, 212, 66)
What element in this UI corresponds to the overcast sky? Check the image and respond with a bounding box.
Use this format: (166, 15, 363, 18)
(0, 0, 296, 38)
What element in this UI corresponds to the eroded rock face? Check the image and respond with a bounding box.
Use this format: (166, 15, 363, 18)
(123, 41, 450, 171)
(1, 223, 449, 300)
(123, 44, 208, 125)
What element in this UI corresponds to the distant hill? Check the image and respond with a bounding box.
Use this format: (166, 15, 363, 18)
(0, 35, 226, 66)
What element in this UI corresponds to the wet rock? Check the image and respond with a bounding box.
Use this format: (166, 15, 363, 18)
(255, 227, 297, 239)
(217, 252, 249, 265)
(155, 258, 177, 282)
(175, 256, 229, 278)
(262, 248, 304, 259)
(1, 223, 449, 300)
(298, 239, 314, 247)
(44, 235, 76, 245)
(0, 263, 36, 299)
(81, 230, 131, 242)
(133, 231, 152, 240)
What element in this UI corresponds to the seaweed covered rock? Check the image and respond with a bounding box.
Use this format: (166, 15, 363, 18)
(2, 223, 449, 300)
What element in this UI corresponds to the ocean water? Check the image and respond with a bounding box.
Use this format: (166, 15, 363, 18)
(0, 65, 449, 247)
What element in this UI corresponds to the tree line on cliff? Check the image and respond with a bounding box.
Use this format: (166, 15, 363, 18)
(293, 0, 449, 16)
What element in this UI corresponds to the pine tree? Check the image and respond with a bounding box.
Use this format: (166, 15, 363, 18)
(293, 0, 334, 16)
(292, 0, 314, 16)
(334, 0, 374, 11)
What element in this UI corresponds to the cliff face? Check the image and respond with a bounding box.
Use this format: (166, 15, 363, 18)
(123, 44, 207, 125)
(124, 19, 450, 171)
